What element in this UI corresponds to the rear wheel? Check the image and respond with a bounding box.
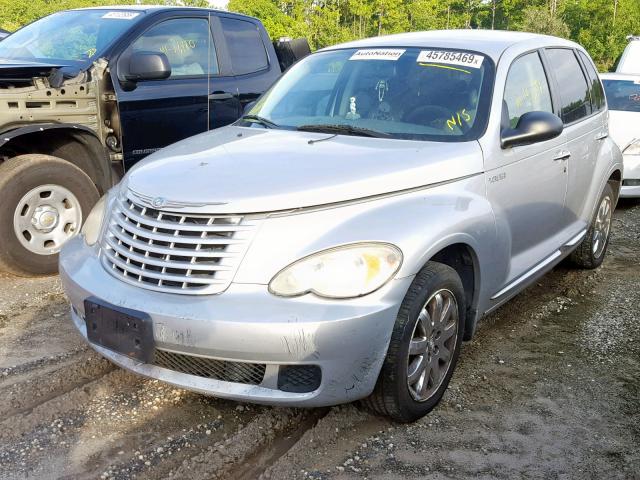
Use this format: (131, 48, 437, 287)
(362, 262, 465, 423)
(0, 154, 99, 276)
(569, 182, 615, 269)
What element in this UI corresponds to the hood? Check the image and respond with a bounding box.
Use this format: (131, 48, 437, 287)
(608, 110, 639, 151)
(0, 59, 65, 76)
(126, 126, 484, 214)
(0, 60, 67, 86)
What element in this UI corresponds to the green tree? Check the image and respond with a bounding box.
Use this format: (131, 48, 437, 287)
(2, 0, 640, 69)
(518, 5, 570, 38)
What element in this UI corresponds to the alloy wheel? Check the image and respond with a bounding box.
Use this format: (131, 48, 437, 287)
(592, 194, 612, 259)
(407, 289, 459, 402)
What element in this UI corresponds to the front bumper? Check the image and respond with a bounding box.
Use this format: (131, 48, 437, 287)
(621, 154, 640, 198)
(60, 236, 413, 407)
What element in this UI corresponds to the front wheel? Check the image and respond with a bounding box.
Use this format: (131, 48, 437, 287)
(569, 182, 615, 269)
(0, 155, 100, 276)
(362, 262, 465, 423)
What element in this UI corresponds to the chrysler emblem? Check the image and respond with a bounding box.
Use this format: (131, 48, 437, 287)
(152, 197, 167, 208)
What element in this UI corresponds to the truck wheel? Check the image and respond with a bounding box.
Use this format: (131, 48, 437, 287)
(569, 182, 615, 269)
(0, 154, 99, 276)
(362, 262, 465, 423)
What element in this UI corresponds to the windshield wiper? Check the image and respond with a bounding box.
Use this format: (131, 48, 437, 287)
(240, 115, 279, 129)
(297, 124, 390, 138)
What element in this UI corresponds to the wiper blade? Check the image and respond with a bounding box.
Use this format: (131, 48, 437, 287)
(240, 115, 279, 129)
(297, 124, 390, 138)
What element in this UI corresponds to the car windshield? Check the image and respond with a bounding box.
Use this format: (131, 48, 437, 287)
(0, 10, 143, 70)
(243, 47, 495, 141)
(602, 78, 640, 112)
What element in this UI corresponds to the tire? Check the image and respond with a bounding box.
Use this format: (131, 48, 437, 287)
(569, 182, 615, 269)
(0, 154, 100, 276)
(362, 261, 466, 423)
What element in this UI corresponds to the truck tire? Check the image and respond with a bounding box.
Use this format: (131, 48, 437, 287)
(569, 182, 615, 269)
(362, 262, 465, 423)
(0, 154, 100, 276)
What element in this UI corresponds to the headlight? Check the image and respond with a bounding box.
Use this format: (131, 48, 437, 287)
(269, 243, 403, 299)
(81, 195, 107, 246)
(623, 139, 640, 155)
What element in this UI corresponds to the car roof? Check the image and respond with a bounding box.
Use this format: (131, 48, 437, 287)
(321, 29, 580, 62)
(73, 5, 215, 12)
(70, 5, 259, 21)
(600, 72, 640, 81)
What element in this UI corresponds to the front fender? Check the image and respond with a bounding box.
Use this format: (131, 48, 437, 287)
(235, 174, 501, 320)
(0, 123, 112, 193)
(0, 122, 96, 148)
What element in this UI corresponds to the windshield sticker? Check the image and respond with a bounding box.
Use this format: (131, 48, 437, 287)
(102, 12, 141, 20)
(349, 49, 405, 61)
(417, 50, 484, 69)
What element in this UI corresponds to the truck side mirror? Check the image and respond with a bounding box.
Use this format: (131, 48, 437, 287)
(123, 51, 171, 82)
(500, 111, 563, 149)
(243, 101, 257, 115)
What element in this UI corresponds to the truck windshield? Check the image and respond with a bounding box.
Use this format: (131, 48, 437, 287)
(245, 47, 495, 141)
(602, 78, 640, 112)
(0, 10, 143, 70)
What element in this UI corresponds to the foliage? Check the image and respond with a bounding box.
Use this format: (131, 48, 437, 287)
(2, 0, 640, 70)
(519, 6, 570, 38)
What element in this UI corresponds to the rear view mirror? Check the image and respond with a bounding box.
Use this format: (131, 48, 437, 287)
(501, 111, 563, 148)
(123, 51, 171, 82)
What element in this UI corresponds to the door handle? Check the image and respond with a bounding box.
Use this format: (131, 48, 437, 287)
(553, 150, 571, 161)
(595, 131, 608, 140)
(208, 92, 234, 100)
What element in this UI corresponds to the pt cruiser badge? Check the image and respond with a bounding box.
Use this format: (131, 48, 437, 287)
(61, 30, 622, 422)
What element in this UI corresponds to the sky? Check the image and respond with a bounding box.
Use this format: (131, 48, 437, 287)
(207, 0, 229, 9)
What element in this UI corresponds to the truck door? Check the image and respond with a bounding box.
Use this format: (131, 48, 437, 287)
(217, 16, 281, 113)
(114, 15, 217, 169)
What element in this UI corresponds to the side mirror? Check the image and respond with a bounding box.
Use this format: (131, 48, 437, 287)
(243, 101, 257, 115)
(501, 111, 563, 149)
(123, 51, 171, 82)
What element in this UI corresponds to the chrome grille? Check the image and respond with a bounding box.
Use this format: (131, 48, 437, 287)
(100, 191, 257, 294)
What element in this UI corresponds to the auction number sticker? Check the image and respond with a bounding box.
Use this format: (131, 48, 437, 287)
(350, 49, 406, 61)
(102, 12, 141, 20)
(417, 50, 484, 69)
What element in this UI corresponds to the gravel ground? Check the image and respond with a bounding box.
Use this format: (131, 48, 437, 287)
(0, 200, 638, 480)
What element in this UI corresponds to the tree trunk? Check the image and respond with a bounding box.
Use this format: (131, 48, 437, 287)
(492, 0, 496, 30)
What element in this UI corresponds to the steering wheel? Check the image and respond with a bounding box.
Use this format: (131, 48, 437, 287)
(404, 105, 467, 133)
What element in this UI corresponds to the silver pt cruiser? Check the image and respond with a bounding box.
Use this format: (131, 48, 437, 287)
(60, 30, 623, 422)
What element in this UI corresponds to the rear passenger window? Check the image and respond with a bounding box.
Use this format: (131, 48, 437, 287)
(578, 50, 606, 112)
(503, 52, 553, 128)
(220, 18, 269, 75)
(131, 18, 219, 78)
(545, 48, 591, 123)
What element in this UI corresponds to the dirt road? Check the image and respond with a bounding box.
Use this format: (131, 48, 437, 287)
(1, 201, 638, 480)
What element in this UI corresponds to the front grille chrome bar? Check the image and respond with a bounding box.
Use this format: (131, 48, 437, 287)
(99, 191, 259, 295)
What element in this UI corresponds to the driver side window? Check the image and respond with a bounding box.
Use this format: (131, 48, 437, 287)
(130, 18, 219, 79)
(503, 52, 553, 128)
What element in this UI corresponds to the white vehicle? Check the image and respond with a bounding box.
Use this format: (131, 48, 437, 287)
(601, 72, 640, 197)
(617, 36, 640, 74)
(60, 31, 622, 423)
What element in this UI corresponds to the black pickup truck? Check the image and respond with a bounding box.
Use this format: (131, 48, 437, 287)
(0, 6, 308, 275)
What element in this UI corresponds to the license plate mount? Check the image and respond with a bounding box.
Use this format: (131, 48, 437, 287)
(84, 298, 154, 363)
